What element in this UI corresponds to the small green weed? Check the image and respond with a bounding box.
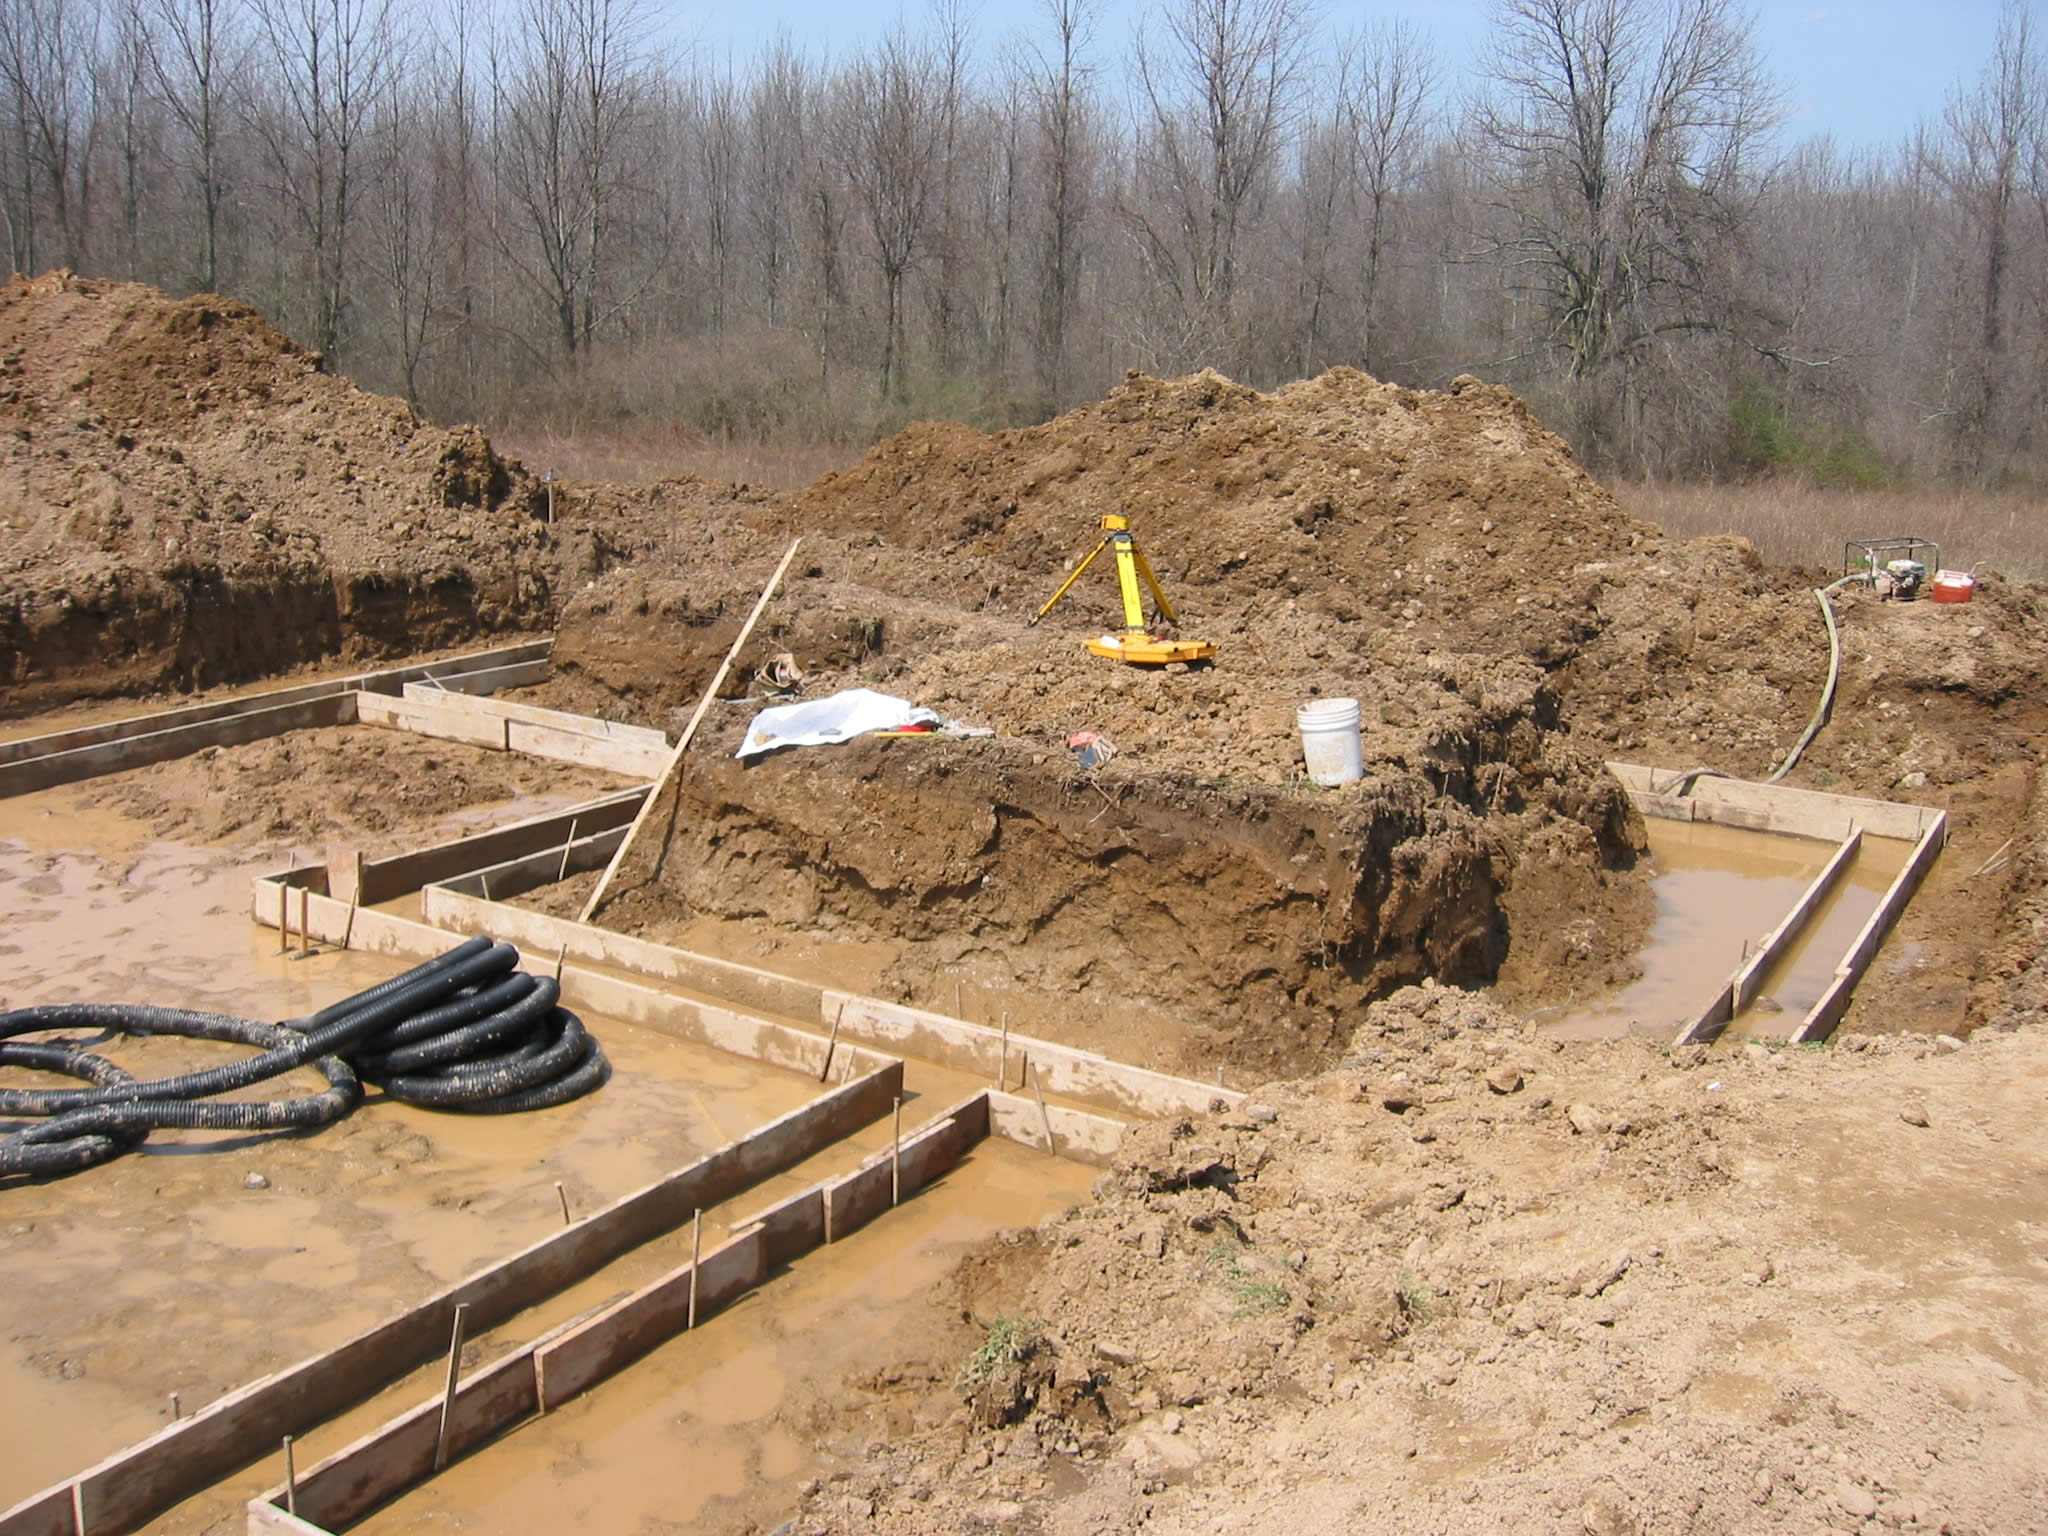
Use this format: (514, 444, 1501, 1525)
(956, 1315, 1039, 1398)
(1205, 1230, 1293, 1316)
(1397, 1269, 1433, 1322)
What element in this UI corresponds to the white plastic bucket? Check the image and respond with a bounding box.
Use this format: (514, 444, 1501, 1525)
(1298, 697, 1364, 787)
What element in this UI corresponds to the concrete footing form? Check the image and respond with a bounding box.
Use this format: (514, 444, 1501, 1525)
(0, 654, 1946, 1536)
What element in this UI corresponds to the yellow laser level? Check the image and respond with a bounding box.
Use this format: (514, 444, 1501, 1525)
(1029, 511, 1217, 665)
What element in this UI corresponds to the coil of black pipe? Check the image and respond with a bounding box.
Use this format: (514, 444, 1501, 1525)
(0, 936, 608, 1179)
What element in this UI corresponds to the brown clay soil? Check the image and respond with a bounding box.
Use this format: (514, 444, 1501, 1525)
(0, 272, 765, 716)
(787, 987, 2048, 1536)
(5, 281, 2048, 1532)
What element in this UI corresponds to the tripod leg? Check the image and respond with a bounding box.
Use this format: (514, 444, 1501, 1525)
(1130, 540, 1180, 627)
(1031, 538, 1111, 626)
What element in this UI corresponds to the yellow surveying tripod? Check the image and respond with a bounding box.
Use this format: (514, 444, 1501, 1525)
(1029, 511, 1217, 665)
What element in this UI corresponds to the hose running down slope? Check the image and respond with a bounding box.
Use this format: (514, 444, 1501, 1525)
(0, 937, 608, 1179)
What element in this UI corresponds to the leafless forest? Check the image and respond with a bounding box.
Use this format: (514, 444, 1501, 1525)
(2, 0, 2043, 483)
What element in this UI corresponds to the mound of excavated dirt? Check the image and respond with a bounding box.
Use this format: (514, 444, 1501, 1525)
(535, 365, 2047, 1044)
(788, 993, 2048, 1536)
(0, 273, 768, 717)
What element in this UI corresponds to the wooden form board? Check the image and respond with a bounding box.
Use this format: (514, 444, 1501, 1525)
(1676, 829, 1866, 1047)
(1607, 761, 1942, 843)
(437, 825, 628, 904)
(357, 693, 667, 776)
(415, 887, 819, 1020)
(1792, 812, 1948, 1044)
(0, 641, 550, 768)
(988, 1090, 1126, 1165)
(253, 882, 898, 1084)
(9, 889, 899, 1536)
(353, 690, 506, 748)
(246, 1089, 995, 1536)
(820, 989, 1234, 1120)
(410, 886, 1227, 1120)
(399, 682, 666, 747)
(348, 789, 645, 906)
(0, 693, 358, 800)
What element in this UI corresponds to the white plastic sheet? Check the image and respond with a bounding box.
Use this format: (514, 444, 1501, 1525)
(736, 687, 943, 758)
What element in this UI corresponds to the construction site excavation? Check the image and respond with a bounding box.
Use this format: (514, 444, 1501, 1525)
(4, 276, 2047, 1536)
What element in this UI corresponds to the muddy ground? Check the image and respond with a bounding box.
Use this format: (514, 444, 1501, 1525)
(5, 277, 2048, 1531)
(791, 987, 2048, 1536)
(0, 730, 1094, 1536)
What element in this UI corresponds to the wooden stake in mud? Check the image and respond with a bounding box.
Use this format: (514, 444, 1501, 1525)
(554, 1181, 571, 1226)
(169, 1392, 180, 1419)
(276, 881, 289, 954)
(70, 1483, 84, 1534)
(998, 1012, 1010, 1090)
(818, 1001, 845, 1082)
(555, 944, 568, 983)
(297, 886, 313, 957)
(343, 850, 364, 951)
(891, 1095, 904, 1206)
(556, 817, 580, 884)
(580, 537, 804, 924)
(282, 1435, 298, 1515)
(1032, 1064, 1057, 1157)
(434, 1303, 471, 1471)
(687, 1210, 703, 1329)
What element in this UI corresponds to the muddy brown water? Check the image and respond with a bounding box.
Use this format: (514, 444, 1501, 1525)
(0, 778, 1089, 1526)
(1545, 819, 1911, 1042)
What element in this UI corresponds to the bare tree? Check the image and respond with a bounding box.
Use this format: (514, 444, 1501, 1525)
(1023, 0, 1098, 404)
(1931, 0, 2044, 474)
(1123, 0, 1312, 372)
(150, 0, 243, 289)
(492, 0, 657, 355)
(1471, 0, 1781, 466)
(0, 0, 99, 270)
(832, 26, 946, 397)
(742, 37, 807, 330)
(1336, 19, 1434, 375)
(249, 0, 396, 358)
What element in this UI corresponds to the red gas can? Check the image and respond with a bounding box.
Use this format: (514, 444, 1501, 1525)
(1931, 570, 1976, 604)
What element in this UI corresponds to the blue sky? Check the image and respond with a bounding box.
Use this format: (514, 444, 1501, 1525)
(685, 0, 2022, 154)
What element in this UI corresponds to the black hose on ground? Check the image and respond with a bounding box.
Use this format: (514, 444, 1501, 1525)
(0, 936, 609, 1180)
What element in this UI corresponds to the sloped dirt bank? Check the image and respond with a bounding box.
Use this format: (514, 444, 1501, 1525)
(785, 987, 2048, 1536)
(565, 638, 1647, 1077)
(0, 273, 766, 717)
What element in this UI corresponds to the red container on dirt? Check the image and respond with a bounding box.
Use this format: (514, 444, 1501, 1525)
(1931, 570, 1976, 604)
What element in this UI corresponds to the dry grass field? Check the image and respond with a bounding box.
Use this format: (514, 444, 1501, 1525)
(488, 425, 854, 491)
(487, 416, 2045, 583)
(1614, 478, 2048, 580)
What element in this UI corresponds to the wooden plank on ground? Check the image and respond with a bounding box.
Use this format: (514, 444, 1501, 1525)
(413, 889, 822, 1023)
(0, 693, 358, 799)
(820, 990, 1235, 1118)
(435, 826, 628, 905)
(534, 1229, 767, 1411)
(988, 1092, 1126, 1165)
(0, 641, 547, 770)
(504, 719, 670, 777)
(353, 691, 507, 750)
(0, 1484, 73, 1536)
(277, 1348, 539, 1531)
(360, 789, 645, 904)
(400, 684, 666, 747)
(727, 1186, 827, 1268)
(400, 658, 550, 697)
(1733, 829, 1863, 1012)
(1791, 813, 1947, 1045)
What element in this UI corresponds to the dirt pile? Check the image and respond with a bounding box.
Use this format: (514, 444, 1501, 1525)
(531, 364, 2048, 1041)
(0, 274, 763, 716)
(789, 990, 2048, 1536)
